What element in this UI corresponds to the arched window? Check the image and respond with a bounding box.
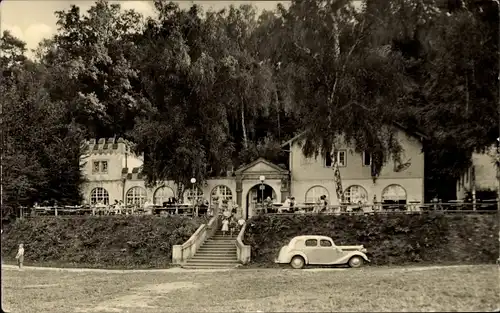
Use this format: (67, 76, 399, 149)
(211, 185, 233, 203)
(344, 185, 368, 204)
(184, 187, 204, 204)
(382, 184, 407, 204)
(90, 187, 109, 205)
(305, 186, 329, 203)
(126, 187, 147, 206)
(153, 186, 174, 205)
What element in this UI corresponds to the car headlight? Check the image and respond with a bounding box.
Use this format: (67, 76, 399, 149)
(361, 248, 367, 253)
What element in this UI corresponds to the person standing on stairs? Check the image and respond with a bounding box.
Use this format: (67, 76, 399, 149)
(229, 215, 238, 237)
(221, 218, 229, 237)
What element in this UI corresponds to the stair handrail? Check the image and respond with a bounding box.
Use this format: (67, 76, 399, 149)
(172, 215, 219, 264)
(235, 221, 251, 264)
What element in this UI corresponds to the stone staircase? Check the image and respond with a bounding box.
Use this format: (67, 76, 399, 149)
(182, 231, 240, 269)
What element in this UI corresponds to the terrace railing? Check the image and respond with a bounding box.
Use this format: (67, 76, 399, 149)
(254, 200, 499, 216)
(20, 204, 214, 218)
(17, 199, 499, 219)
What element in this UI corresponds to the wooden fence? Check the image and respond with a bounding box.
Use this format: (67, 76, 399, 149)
(18, 204, 210, 218)
(255, 200, 499, 215)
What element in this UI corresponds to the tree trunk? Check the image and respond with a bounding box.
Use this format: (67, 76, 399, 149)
(331, 146, 344, 204)
(241, 104, 248, 149)
(330, 11, 344, 204)
(465, 72, 469, 117)
(176, 183, 184, 203)
(332, 11, 340, 59)
(275, 89, 281, 140)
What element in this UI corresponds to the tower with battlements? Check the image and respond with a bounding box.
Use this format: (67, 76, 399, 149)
(80, 138, 144, 205)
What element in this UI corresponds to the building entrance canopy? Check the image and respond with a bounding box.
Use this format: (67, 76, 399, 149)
(234, 158, 290, 219)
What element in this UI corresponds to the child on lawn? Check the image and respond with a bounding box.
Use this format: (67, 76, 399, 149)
(15, 243, 24, 270)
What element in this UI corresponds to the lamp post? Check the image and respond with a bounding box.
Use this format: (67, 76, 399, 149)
(190, 178, 197, 216)
(259, 175, 266, 214)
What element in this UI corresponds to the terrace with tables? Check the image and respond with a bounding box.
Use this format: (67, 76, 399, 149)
(19, 197, 498, 219)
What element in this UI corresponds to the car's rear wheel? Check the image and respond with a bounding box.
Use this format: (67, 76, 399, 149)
(348, 256, 364, 268)
(290, 256, 305, 269)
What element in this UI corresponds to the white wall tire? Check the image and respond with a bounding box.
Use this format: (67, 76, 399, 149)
(348, 256, 364, 268)
(290, 256, 305, 269)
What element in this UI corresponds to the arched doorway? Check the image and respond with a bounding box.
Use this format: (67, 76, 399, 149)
(153, 186, 175, 205)
(246, 184, 277, 219)
(126, 186, 147, 206)
(344, 185, 368, 204)
(382, 184, 407, 205)
(90, 187, 109, 205)
(305, 185, 329, 203)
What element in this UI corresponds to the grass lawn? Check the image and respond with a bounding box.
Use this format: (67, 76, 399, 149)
(2, 265, 498, 312)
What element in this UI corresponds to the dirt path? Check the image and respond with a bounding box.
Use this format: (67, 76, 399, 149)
(1, 264, 486, 274)
(1, 264, 231, 273)
(398, 264, 486, 272)
(74, 281, 202, 313)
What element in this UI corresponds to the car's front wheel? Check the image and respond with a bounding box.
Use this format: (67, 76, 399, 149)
(290, 256, 305, 269)
(348, 256, 364, 268)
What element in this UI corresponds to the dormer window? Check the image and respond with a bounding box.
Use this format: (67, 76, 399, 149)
(325, 152, 333, 167)
(363, 152, 371, 166)
(101, 161, 108, 173)
(92, 160, 109, 174)
(325, 151, 346, 167)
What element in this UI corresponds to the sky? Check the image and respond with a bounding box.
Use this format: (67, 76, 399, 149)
(0, 0, 289, 57)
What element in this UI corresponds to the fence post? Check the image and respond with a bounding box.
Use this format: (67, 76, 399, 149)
(54, 206, 58, 216)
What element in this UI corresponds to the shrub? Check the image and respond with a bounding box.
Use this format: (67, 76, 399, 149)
(1, 215, 210, 268)
(243, 213, 499, 266)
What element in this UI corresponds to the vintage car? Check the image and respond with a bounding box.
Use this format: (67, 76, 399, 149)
(274, 235, 370, 269)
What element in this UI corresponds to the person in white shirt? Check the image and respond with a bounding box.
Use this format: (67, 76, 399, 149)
(115, 200, 122, 215)
(143, 200, 153, 215)
(15, 243, 24, 270)
(281, 197, 291, 213)
(221, 219, 229, 237)
(96, 201, 106, 215)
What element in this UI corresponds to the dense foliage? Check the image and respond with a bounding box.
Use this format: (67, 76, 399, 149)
(1, 32, 86, 220)
(1, 215, 209, 268)
(243, 213, 499, 266)
(2, 0, 500, 216)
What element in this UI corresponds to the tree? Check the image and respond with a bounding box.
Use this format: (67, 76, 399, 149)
(382, 0, 500, 199)
(1, 32, 86, 218)
(276, 0, 409, 203)
(43, 0, 146, 138)
(129, 2, 289, 193)
(130, 2, 234, 196)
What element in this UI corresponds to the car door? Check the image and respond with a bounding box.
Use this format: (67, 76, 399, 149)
(313, 239, 345, 264)
(302, 239, 319, 263)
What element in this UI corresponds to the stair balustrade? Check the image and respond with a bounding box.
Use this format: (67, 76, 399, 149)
(236, 221, 251, 264)
(172, 215, 220, 264)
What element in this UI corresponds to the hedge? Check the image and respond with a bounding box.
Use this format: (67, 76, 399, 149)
(1, 215, 209, 269)
(243, 213, 499, 266)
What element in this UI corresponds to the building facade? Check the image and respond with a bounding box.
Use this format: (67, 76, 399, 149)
(81, 126, 426, 219)
(284, 126, 426, 206)
(456, 145, 498, 201)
